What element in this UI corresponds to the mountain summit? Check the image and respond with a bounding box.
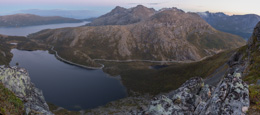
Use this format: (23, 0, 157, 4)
(87, 5, 156, 26)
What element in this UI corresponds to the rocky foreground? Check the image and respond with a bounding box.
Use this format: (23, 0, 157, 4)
(144, 52, 249, 114)
(0, 66, 53, 114)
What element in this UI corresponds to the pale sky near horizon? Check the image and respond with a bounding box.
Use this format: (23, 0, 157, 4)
(0, 0, 260, 15)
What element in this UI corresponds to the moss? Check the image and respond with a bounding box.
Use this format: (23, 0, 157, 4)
(0, 83, 24, 115)
(242, 38, 260, 113)
(249, 85, 260, 111)
(243, 46, 260, 84)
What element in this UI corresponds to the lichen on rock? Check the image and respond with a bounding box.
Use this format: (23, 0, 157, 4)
(143, 52, 250, 115)
(0, 66, 53, 115)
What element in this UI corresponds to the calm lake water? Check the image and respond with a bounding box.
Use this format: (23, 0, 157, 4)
(10, 49, 127, 111)
(4, 22, 127, 111)
(0, 22, 88, 36)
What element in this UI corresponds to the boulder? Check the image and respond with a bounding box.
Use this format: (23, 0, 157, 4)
(0, 66, 53, 115)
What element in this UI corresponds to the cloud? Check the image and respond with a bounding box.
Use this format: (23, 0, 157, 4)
(128, 3, 140, 5)
(128, 2, 164, 6)
(148, 3, 162, 5)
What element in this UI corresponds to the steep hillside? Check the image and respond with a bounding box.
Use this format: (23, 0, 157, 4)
(0, 14, 82, 27)
(198, 11, 260, 39)
(24, 7, 246, 67)
(243, 21, 260, 114)
(87, 5, 156, 26)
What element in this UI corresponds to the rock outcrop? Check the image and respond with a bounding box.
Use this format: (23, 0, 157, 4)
(143, 51, 250, 114)
(0, 66, 53, 115)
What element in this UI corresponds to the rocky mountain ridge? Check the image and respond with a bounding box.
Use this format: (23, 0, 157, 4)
(198, 11, 260, 39)
(0, 14, 82, 27)
(87, 5, 156, 26)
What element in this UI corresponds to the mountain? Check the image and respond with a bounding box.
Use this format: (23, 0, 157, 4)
(0, 14, 82, 27)
(198, 11, 260, 39)
(87, 5, 156, 26)
(22, 6, 246, 67)
(18, 9, 103, 19)
(1, 6, 258, 115)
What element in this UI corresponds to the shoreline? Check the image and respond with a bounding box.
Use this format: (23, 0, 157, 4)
(50, 46, 222, 70)
(93, 56, 209, 63)
(50, 47, 104, 70)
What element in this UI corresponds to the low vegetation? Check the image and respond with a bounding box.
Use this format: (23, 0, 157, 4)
(48, 103, 81, 115)
(249, 85, 260, 111)
(0, 83, 24, 115)
(240, 35, 260, 113)
(243, 48, 260, 84)
(102, 49, 236, 95)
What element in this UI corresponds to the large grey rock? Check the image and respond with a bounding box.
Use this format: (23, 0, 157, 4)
(143, 52, 250, 115)
(0, 66, 53, 115)
(145, 77, 214, 115)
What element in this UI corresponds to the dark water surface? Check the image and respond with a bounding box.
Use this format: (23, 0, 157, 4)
(10, 49, 127, 111)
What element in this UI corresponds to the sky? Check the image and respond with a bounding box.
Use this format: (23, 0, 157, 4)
(0, 0, 260, 17)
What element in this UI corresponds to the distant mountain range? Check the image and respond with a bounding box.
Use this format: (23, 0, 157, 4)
(0, 14, 83, 27)
(198, 11, 260, 39)
(18, 9, 103, 19)
(22, 5, 245, 67)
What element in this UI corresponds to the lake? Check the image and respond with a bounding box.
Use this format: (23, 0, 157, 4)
(0, 21, 88, 36)
(10, 49, 127, 111)
(4, 22, 127, 111)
